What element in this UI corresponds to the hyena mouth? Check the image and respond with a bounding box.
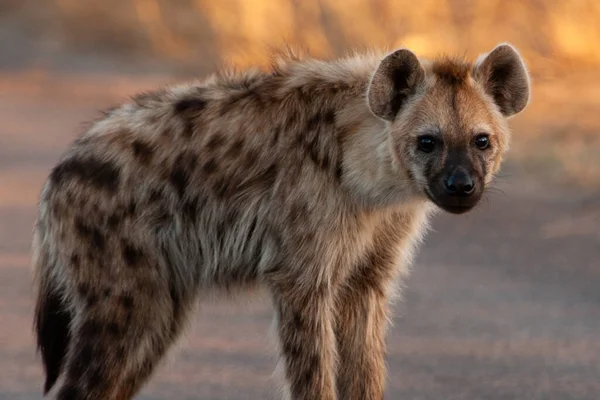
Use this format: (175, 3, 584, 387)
(424, 189, 478, 215)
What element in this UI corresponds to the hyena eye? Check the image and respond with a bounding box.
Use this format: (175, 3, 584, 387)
(417, 135, 436, 153)
(474, 134, 490, 150)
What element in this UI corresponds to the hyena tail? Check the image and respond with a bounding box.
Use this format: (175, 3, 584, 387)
(33, 226, 72, 395)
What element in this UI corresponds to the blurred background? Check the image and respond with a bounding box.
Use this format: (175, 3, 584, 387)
(1, 1, 599, 399)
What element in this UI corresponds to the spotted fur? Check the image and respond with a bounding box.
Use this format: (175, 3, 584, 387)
(33, 43, 530, 399)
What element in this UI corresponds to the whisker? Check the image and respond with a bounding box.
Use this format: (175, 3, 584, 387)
(485, 187, 508, 197)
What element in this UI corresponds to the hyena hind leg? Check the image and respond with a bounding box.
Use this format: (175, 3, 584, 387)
(53, 284, 190, 400)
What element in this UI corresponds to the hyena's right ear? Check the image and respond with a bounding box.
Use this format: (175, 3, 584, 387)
(367, 49, 426, 121)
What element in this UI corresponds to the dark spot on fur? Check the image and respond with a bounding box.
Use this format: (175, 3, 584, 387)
(323, 109, 336, 125)
(294, 355, 320, 393)
(225, 138, 245, 159)
(306, 109, 336, 132)
(91, 229, 105, 250)
(174, 97, 207, 114)
(50, 157, 121, 193)
(306, 114, 320, 132)
(346, 251, 390, 298)
(308, 141, 320, 165)
(292, 311, 305, 331)
(117, 200, 137, 218)
(178, 152, 198, 170)
(124, 308, 133, 326)
(107, 213, 120, 230)
(120, 294, 134, 310)
(131, 140, 154, 164)
(169, 167, 189, 198)
(202, 159, 218, 175)
(80, 320, 103, 338)
(148, 189, 162, 203)
(107, 322, 122, 336)
(86, 293, 98, 307)
(271, 126, 281, 147)
(75, 218, 105, 251)
(173, 94, 207, 138)
(161, 128, 173, 140)
(206, 133, 225, 150)
(77, 284, 90, 298)
(102, 287, 112, 298)
(281, 334, 303, 360)
(321, 152, 330, 169)
(122, 240, 143, 268)
(70, 254, 80, 269)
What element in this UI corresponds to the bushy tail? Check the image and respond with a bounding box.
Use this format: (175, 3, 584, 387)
(33, 227, 72, 395)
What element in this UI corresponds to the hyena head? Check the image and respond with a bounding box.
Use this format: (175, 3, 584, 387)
(367, 43, 530, 214)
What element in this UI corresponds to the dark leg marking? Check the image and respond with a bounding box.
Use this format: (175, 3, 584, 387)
(50, 157, 121, 193)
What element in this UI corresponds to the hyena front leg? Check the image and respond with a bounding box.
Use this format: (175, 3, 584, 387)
(334, 258, 392, 400)
(268, 273, 338, 400)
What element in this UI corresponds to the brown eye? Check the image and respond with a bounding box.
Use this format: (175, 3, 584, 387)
(417, 135, 436, 153)
(474, 134, 490, 150)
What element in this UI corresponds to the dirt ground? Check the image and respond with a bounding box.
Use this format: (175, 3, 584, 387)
(0, 73, 599, 400)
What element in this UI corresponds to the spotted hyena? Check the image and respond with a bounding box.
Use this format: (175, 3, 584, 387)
(33, 43, 530, 399)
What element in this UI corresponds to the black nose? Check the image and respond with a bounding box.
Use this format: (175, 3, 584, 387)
(444, 170, 475, 196)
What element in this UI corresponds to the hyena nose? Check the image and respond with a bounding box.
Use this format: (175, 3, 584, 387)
(444, 170, 475, 196)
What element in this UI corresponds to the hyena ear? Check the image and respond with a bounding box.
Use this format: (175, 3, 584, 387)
(473, 43, 531, 117)
(367, 49, 425, 121)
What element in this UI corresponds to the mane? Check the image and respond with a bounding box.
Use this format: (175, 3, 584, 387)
(268, 44, 312, 76)
(431, 55, 473, 85)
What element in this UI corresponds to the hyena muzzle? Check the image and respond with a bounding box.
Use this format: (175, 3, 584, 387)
(33, 43, 530, 399)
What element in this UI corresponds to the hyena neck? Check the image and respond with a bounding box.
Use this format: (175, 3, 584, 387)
(283, 51, 424, 210)
(329, 85, 420, 210)
(341, 110, 421, 210)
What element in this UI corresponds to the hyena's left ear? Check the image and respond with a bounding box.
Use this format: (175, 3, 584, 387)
(473, 43, 531, 117)
(367, 49, 425, 121)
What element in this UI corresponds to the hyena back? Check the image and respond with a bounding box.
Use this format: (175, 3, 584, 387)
(33, 43, 530, 399)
